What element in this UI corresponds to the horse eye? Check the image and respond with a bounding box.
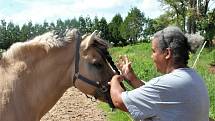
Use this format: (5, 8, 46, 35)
(92, 62, 103, 69)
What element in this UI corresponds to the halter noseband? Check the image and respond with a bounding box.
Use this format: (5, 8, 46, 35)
(72, 32, 120, 109)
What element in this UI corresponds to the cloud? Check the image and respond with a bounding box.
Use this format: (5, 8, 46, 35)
(72, 0, 124, 10)
(2, 0, 123, 25)
(1, 0, 163, 26)
(137, 0, 164, 18)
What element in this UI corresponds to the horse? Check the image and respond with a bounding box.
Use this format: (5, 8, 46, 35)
(0, 29, 118, 121)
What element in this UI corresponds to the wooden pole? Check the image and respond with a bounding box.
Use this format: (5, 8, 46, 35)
(192, 41, 207, 68)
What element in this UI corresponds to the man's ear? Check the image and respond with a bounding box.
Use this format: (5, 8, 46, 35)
(165, 48, 172, 59)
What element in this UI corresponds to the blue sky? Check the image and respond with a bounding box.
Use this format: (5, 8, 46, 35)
(0, 0, 196, 26)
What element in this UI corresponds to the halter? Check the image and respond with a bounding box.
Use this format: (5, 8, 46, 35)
(72, 32, 120, 109)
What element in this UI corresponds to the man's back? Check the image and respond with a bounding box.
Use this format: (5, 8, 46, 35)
(121, 68, 209, 121)
(154, 68, 209, 121)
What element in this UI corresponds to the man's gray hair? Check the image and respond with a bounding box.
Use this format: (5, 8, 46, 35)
(153, 26, 191, 65)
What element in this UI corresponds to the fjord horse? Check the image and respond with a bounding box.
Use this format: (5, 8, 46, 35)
(0, 29, 117, 121)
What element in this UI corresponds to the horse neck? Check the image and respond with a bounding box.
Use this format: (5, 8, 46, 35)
(2, 41, 77, 120)
(30, 42, 77, 119)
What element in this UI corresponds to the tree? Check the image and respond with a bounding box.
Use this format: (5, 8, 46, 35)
(7, 22, 21, 44)
(64, 18, 79, 29)
(56, 19, 65, 32)
(85, 16, 93, 33)
(108, 14, 125, 45)
(196, 0, 215, 46)
(98, 17, 110, 41)
(143, 12, 175, 42)
(199, 8, 215, 46)
(0, 20, 21, 49)
(120, 7, 146, 43)
(33, 21, 49, 36)
(20, 21, 34, 42)
(49, 22, 56, 30)
(187, 0, 198, 33)
(159, 0, 215, 46)
(78, 16, 87, 34)
(70, 18, 79, 28)
(143, 18, 156, 41)
(92, 16, 100, 31)
(0, 20, 8, 49)
(155, 12, 174, 29)
(159, 0, 187, 31)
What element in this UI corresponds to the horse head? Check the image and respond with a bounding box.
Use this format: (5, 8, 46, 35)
(72, 30, 118, 108)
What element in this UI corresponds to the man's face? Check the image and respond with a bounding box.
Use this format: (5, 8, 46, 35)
(151, 39, 167, 74)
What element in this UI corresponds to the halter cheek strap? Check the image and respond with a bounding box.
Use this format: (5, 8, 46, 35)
(72, 31, 100, 88)
(72, 32, 120, 109)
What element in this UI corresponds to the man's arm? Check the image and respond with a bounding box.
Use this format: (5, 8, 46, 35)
(109, 75, 128, 112)
(126, 74, 145, 88)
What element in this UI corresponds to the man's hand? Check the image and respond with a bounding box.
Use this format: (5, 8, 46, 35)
(116, 55, 145, 88)
(117, 55, 136, 82)
(109, 75, 124, 85)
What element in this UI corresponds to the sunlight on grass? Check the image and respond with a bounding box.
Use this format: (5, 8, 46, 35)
(98, 102, 133, 121)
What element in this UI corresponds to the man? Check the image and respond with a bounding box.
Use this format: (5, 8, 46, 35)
(109, 26, 209, 121)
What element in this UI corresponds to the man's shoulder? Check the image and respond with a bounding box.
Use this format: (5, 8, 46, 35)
(148, 70, 188, 86)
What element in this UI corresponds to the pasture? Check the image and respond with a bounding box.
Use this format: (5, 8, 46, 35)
(99, 42, 215, 120)
(1, 42, 214, 120)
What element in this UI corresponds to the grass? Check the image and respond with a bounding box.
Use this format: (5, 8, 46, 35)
(1, 42, 214, 120)
(97, 103, 133, 121)
(98, 42, 215, 120)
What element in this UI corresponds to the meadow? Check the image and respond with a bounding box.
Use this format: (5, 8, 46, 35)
(1, 42, 214, 120)
(98, 42, 215, 120)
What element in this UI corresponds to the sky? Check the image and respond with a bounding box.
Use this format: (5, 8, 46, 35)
(0, 0, 165, 26)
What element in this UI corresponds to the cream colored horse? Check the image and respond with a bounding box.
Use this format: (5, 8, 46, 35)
(0, 29, 116, 121)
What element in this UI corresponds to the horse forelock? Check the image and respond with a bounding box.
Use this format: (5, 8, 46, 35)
(93, 36, 109, 51)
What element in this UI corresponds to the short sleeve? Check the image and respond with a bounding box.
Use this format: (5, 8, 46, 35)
(121, 78, 161, 120)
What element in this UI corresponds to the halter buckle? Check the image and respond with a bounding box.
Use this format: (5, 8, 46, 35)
(74, 73, 79, 78)
(72, 72, 79, 86)
(101, 85, 108, 93)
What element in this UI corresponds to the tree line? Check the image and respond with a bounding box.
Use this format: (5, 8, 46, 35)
(0, 0, 215, 49)
(0, 7, 146, 49)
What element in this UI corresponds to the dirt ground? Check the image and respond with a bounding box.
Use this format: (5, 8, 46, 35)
(208, 64, 215, 121)
(209, 64, 215, 74)
(40, 87, 107, 121)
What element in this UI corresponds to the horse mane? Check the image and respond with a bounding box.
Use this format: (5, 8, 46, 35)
(1, 29, 77, 62)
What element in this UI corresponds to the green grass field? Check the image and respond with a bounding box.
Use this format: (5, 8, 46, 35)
(1, 43, 214, 120)
(98, 42, 215, 120)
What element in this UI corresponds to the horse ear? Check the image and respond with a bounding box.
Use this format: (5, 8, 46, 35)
(83, 30, 98, 50)
(97, 31, 102, 38)
(82, 33, 88, 40)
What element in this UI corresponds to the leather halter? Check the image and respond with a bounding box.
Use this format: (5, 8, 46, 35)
(72, 32, 120, 108)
